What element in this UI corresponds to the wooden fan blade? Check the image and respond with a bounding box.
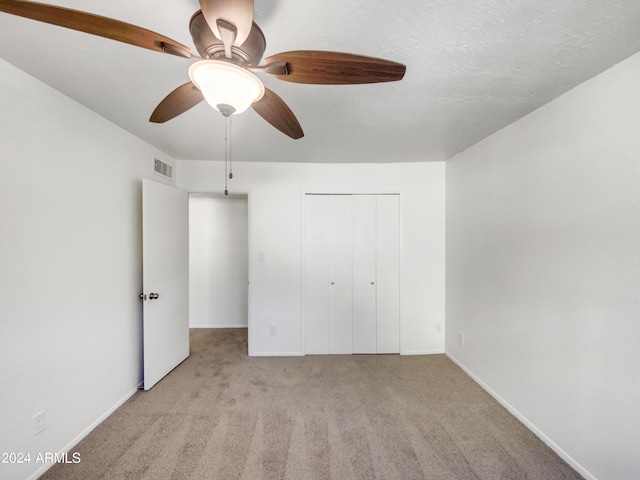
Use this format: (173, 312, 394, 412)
(199, 0, 253, 46)
(150, 82, 204, 123)
(0, 0, 194, 58)
(264, 51, 406, 85)
(252, 88, 303, 139)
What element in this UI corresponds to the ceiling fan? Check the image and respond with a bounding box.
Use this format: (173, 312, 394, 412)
(0, 0, 406, 139)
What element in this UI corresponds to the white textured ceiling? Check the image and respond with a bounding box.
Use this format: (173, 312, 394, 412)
(2, 0, 640, 162)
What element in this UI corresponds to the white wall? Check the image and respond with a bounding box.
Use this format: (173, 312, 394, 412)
(178, 161, 445, 356)
(446, 52, 640, 480)
(189, 194, 248, 328)
(0, 59, 174, 480)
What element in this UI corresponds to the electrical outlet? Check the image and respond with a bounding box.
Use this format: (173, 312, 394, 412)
(458, 332, 465, 346)
(33, 411, 45, 436)
(269, 324, 277, 336)
(436, 323, 443, 333)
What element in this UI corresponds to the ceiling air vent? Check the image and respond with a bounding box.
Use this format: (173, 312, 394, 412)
(154, 158, 173, 179)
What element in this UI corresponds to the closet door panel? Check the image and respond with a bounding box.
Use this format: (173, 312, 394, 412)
(376, 195, 400, 353)
(304, 195, 330, 354)
(352, 195, 377, 354)
(328, 195, 353, 354)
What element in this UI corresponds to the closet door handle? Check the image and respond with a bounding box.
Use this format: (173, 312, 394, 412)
(371, 282, 375, 285)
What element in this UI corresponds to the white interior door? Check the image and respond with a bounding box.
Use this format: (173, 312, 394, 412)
(304, 195, 330, 354)
(328, 195, 353, 354)
(376, 194, 400, 353)
(142, 179, 189, 390)
(352, 195, 377, 353)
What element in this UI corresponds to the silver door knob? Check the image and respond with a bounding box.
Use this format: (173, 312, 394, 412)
(149, 293, 160, 300)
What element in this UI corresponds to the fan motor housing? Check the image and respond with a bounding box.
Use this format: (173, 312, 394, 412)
(189, 11, 266, 66)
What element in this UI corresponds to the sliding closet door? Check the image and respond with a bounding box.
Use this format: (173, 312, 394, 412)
(376, 195, 400, 353)
(304, 195, 330, 354)
(328, 195, 353, 354)
(352, 195, 377, 354)
(304, 193, 399, 355)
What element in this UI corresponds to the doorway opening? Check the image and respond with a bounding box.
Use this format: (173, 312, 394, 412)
(189, 193, 249, 328)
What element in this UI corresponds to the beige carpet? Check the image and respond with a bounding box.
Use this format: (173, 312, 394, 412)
(41, 329, 582, 479)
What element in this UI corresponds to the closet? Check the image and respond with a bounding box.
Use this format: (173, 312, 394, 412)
(304, 194, 400, 354)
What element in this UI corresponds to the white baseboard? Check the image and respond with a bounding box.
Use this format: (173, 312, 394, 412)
(401, 349, 445, 355)
(249, 350, 445, 356)
(250, 351, 304, 357)
(189, 324, 248, 329)
(27, 384, 140, 480)
(445, 352, 596, 480)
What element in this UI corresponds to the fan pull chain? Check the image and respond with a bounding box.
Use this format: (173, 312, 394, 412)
(229, 115, 233, 180)
(224, 115, 229, 196)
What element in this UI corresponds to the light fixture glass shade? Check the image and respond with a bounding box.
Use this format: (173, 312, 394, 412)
(188, 60, 265, 115)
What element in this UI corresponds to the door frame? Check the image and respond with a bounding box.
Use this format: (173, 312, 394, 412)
(188, 191, 252, 354)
